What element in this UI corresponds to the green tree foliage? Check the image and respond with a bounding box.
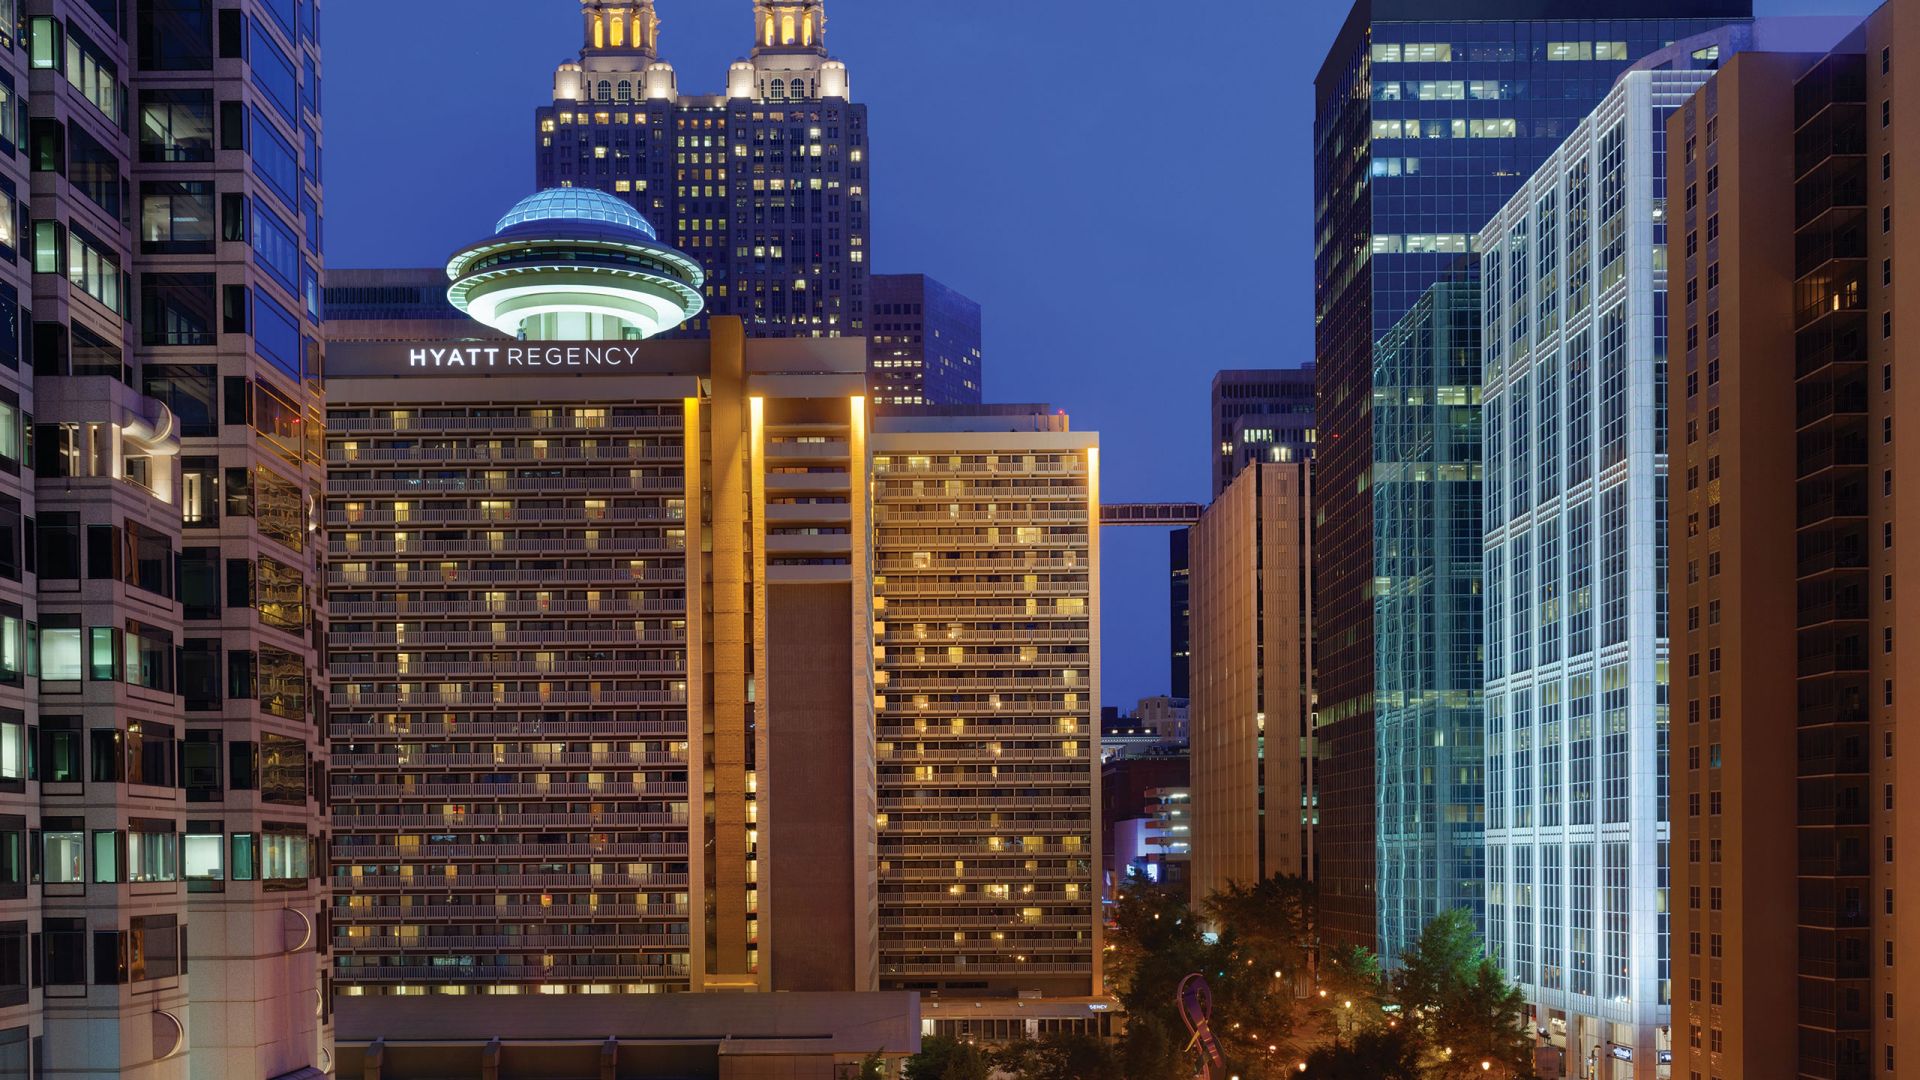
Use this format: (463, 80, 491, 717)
(1301, 1026, 1424, 1079)
(903, 1035, 990, 1080)
(1392, 908, 1536, 1079)
(987, 1032, 1118, 1080)
(1107, 875, 1320, 1080)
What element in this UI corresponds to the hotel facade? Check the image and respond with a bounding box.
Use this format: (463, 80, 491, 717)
(322, 191, 1106, 1045)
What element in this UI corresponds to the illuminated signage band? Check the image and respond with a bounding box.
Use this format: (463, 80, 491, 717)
(409, 344, 649, 368)
(325, 340, 712, 380)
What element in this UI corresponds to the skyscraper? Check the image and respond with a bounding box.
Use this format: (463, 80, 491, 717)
(0, 2, 336, 1077)
(1311, 0, 1750, 955)
(1188, 461, 1315, 903)
(325, 189, 883, 997)
(1210, 367, 1316, 499)
(1480, 57, 1714, 1076)
(533, 1, 870, 345)
(1669, 9, 1911, 1076)
(869, 412, 1103, 1002)
(323, 191, 1108, 1037)
(870, 273, 983, 409)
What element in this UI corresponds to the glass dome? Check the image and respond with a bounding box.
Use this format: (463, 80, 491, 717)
(493, 188, 658, 240)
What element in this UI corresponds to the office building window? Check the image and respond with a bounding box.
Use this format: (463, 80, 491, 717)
(129, 914, 179, 981)
(138, 0, 213, 70)
(127, 820, 178, 883)
(138, 88, 213, 162)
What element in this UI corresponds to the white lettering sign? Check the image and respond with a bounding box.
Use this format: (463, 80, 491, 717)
(406, 345, 648, 369)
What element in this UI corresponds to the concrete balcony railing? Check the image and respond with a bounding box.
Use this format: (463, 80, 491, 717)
(327, 506, 685, 526)
(329, 445, 682, 463)
(331, 629, 685, 647)
(332, 659, 685, 679)
(342, 873, 691, 890)
(331, 752, 687, 770)
(331, 537, 684, 557)
(336, 689, 685, 708)
(337, 842, 688, 861)
(338, 782, 689, 800)
(328, 475, 685, 495)
(335, 812, 690, 830)
(330, 720, 688, 740)
(329, 568, 686, 589)
(875, 508, 1089, 525)
(876, 793, 1090, 810)
(334, 962, 692, 981)
(340, 933, 694, 951)
(339, 904, 688, 920)
(330, 414, 681, 434)
(329, 599, 684, 618)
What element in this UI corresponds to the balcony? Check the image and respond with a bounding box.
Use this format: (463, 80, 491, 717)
(338, 688, 685, 708)
(337, 781, 689, 800)
(328, 475, 685, 495)
(335, 811, 689, 830)
(341, 933, 693, 951)
(341, 903, 685, 920)
(330, 719, 687, 740)
(337, 842, 688, 861)
(332, 628, 684, 647)
(341, 872, 691, 891)
(328, 567, 686, 588)
(327, 505, 684, 527)
(329, 598, 681, 617)
(332, 658, 684, 679)
(335, 962, 691, 981)
(331, 751, 688, 770)
(329, 414, 682, 434)
(329, 444, 683, 464)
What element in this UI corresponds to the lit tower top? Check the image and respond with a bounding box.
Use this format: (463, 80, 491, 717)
(446, 188, 706, 341)
(731, 0, 848, 100)
(582, 0, 659, 59)
(752, 0, 826, 56)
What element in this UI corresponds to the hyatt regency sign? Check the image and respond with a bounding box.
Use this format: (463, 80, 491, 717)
(408, 344, 646, 368)
(327, 340, 704, 380)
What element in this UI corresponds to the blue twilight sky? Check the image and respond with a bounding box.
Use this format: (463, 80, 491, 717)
(323, 0, 1875, 712)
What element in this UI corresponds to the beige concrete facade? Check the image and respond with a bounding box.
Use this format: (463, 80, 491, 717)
(1188, 462, 1315, 905)
(1670, 8, 1920, 1076)
(335, 990, 920, 1079)
(868, 424, 1104, 999)
(325, 325, 873, 997)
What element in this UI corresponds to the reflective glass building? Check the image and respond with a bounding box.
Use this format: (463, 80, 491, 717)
(1311, 0, 1750, 956)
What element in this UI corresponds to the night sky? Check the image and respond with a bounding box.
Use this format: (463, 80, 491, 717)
(323, 0, 1874, 712)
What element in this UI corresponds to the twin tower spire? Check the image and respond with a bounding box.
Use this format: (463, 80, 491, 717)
(580, 1, 828, 59)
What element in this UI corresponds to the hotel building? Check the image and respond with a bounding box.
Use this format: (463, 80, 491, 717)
(1670, 6, 1918, 1077)
(1312, 0, 1750, 954)
(1187, 461, 1315, 903)
(869, 412, 1103, 1001)
(323, 191, 1107, 1043)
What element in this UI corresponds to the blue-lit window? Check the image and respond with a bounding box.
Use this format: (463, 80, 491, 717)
(251, 291, 300, 381)
(259, 0, 295, 42)
(300, 262, 319, 322)
(249, 109, 298, 209)
(249, 18, 298, 124)
(250, 203, 299, 295)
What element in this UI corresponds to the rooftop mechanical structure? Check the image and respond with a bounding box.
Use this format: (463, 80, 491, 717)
(447, 188, 706, 340)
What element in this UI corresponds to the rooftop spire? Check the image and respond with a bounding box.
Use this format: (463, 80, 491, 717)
(751, 0, 826, 57)
(580, 1, 660, 59)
